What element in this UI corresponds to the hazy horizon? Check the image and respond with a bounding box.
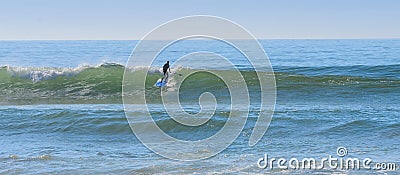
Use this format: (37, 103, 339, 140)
(1, 38, 400, 41)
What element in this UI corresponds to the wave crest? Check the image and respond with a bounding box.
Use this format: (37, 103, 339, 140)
(0, 63, 399, 105)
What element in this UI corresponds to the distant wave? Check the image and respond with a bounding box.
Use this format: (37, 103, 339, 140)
(275, 64, 400, 78)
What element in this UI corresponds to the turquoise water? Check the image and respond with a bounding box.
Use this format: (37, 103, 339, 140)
(0, 40, 399, 174)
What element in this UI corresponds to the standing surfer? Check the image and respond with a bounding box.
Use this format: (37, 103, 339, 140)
(161, 61, 171, 82)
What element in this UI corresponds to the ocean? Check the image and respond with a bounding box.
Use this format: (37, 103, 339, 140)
(0, 39, 399, 174)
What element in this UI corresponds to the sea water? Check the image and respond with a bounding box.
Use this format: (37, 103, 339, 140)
(0, 39, 399, 174)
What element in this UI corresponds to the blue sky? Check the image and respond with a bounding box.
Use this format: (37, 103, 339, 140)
(0, 0, 399, 40)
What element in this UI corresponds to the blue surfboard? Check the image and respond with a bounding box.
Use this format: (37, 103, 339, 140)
(156, 80, 167, 87)
(156, 73, 169, 87)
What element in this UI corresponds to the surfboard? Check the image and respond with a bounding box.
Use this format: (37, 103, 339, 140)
(156, 72, 170, 87)
(156, 80, 167, 87)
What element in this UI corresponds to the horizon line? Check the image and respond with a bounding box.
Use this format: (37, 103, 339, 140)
(0, 37, 399, 41)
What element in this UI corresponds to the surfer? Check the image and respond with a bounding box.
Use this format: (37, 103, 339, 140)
(161, 61, 171, 82)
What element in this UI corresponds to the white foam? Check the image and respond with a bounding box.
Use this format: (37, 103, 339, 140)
(6, 66, 85, 82)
